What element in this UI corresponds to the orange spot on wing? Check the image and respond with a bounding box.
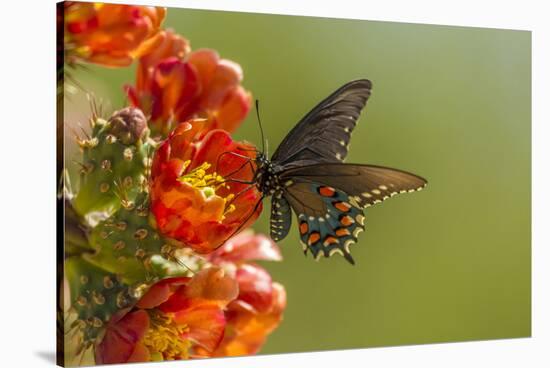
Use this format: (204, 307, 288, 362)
(308, 232, 320, 245)
(299, 222, 309, 235)
(336, 228, 351, 237)
(319, 186, 336, 197)
(323, 236, 339, 246)
(340, 215, 354, 226)
(334, 201, 351, 212)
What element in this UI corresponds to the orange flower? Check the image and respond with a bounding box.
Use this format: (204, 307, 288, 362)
(134, 29, 191, 97)
(64, 2, 165, 67)
(150, 120, 263, 253)
(207, 231, 287, 356)
(126, 48, 252, 137)
(95, 267, 238, 363)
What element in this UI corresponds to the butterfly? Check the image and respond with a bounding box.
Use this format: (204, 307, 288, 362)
(227, 79, 427, 264)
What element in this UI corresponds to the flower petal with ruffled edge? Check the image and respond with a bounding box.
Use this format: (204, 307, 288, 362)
(198, 231, 287, 357)
(95, 309, 150, 364)
(209, 230, 282, 264)
(64, 3, 165, 67)
(127, 46, 251, 138)
(215, 283, 287, 357)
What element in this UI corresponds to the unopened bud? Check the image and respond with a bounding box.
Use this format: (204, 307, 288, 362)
(109, 107, 147, 144)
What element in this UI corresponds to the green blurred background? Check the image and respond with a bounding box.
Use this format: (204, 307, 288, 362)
(68, 7, 531, 354)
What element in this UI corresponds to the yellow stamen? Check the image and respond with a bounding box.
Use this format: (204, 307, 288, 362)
(178, 161, 236, 217)
(142, 311, 190, 361)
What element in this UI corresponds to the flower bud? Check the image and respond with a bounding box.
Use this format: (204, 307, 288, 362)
(109, 107, 148, 144)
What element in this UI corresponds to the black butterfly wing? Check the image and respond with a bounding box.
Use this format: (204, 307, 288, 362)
(280, 163, 427, 208)
(276, 164, 426, 264)
(282, 181, 365, 265)
(271, 79, 372, 168)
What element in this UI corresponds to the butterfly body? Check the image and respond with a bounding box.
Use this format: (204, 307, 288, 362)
(254, 153, 283, 195)
(249, 79, 427, 264)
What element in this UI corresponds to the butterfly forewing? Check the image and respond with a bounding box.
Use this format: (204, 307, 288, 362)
(271, 79, 372, 168)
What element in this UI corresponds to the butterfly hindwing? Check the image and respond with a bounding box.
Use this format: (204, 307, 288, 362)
(284, 182, 365, 264)
(280, 163, 427, 209)
(271, 79, 372, 169)
(270, 195, 292, 242)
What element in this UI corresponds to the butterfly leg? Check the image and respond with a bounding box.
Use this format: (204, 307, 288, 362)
(222, 159, 257, 181)
(214, 195, 265, 250)
(226, 184, 255, 206)
(216, 151, 257, 173)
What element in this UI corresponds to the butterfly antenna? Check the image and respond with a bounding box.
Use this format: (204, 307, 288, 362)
(255, 99, 267, 156)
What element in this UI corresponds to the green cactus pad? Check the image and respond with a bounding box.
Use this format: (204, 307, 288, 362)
(72, 116, 155, 219)
(65, 256, 141, 343)
(85, 192, 205, 283)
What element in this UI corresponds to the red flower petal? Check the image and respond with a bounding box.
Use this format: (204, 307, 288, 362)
(173, 304, 227, 352)
(150, 58, 200, 125)
(65, 4, 165, 67)
(199, 59, 243, 110)
(187, 49, 220, 92)
(136, 277, 190, 309)
(96, 309, 150, 364)
(236, 264, 274, 313)
(215, 86, 252, 133)
(210, 230, 282, 263)
(184, 267, 239, 306)
(158, 267, 238, 313)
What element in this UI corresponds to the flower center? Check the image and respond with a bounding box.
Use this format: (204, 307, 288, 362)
(142, 311, 191, 361)
(178, 161, 236, 216)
